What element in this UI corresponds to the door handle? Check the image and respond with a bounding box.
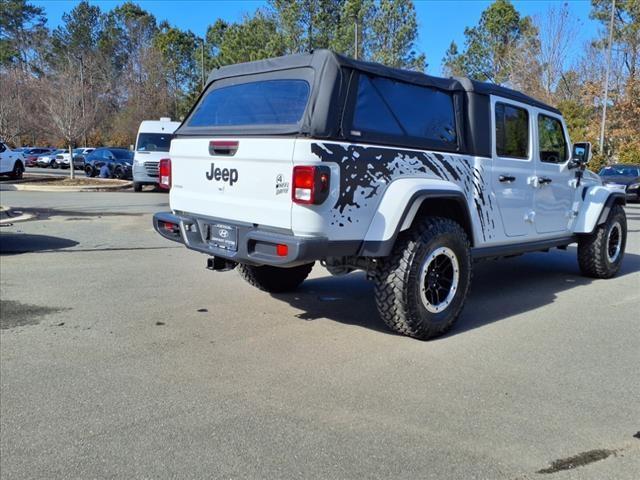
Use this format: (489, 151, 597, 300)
(499, 175, 516, 183)
(538, 177, 552, 185)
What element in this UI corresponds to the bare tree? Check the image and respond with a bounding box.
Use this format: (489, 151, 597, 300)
(0, 69, 32, 145)
(38, 60, 97, 179)
(535, 3, 578, 98)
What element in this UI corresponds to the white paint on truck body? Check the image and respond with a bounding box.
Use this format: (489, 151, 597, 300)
(169, 137, 296, 230)
(168, 131, 622, 255)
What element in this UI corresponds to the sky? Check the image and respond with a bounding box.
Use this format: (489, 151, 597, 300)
(34, 0, 603, 75)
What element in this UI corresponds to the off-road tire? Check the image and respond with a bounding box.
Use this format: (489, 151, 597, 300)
(237, 262, 314, 293)
(113, 166, 125, 179)
(133, 182, 142, 192)
(85, 165, 95, 177)
(374, 217, 472, 340)
(578, 204, 627, 278)
(9, 161, 24, 180)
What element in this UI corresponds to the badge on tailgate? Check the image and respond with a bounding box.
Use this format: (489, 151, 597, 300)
(206, 163, 238, 186)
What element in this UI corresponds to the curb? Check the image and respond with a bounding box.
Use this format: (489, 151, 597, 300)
(0, 181, 132, 192)
(6, 175, 59, 184)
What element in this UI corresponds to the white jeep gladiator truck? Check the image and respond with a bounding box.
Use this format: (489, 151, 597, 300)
(154, 50, 627, 340)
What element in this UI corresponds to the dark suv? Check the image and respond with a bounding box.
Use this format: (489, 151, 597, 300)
(84, 148, 134, 179)
(599, 164, 640, 202)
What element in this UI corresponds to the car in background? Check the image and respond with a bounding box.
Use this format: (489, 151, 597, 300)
(73, 148, 96, 169)
(55, 147, 95, 169)
(22, 147, 55, 167)
(0, 141, 25, 179)
(599, 164, 640, 202)
(84, 148, 134, 179)
(36, 149, 67, 168)
(133, 118, 180, 192)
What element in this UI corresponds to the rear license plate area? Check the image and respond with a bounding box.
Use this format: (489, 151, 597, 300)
(207, 223, 238, 251)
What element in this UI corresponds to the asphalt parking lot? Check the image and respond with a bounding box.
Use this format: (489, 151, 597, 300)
(1, 190, 639, 479)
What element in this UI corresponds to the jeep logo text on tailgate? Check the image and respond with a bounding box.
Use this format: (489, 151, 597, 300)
(206, 163, 238, 185)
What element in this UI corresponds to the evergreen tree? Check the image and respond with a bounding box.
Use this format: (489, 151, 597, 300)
(51, 1, 101, 60)
(370, 0, 425, 71)
(0, 0, 47, 71)
(330, 0, 375, 59)
(155, 22, 199, 117)
(442, 0, 536, 84)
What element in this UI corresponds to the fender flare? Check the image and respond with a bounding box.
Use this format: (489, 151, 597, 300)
(573, 186, 626, 235)
(595, 192, 626, 228)
(359, 180, 474, 257)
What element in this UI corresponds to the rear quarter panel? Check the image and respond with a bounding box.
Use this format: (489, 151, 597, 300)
(292, 139, 500, 245)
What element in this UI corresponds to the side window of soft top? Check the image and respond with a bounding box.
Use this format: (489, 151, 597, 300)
(538, 114, 567, 164)
(495, 102, 529, 159)
(351, 73, 458, 149)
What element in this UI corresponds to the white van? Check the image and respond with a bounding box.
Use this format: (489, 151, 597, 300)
(133, 118, 181, 191)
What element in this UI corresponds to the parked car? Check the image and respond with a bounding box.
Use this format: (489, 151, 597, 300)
(154, 49, 627, 341)
(73, 148, 96, 169)
(55, 148, 95, 169)
(22, 147, 55, 167)
(36, 149, 67, 168)
(0, 141, 25, 179)
(599, 164, 640, 202)
(84, 148, 133, 179)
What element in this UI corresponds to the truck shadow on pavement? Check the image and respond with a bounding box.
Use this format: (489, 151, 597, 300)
(11, 207, 145, 220)
(273, 247, 640, 338)
(0, 232, 79, 255)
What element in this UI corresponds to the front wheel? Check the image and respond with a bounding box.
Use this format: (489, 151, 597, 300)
(10, 162, 24, 180)
(374, 217, 472, 340)
(237, 263, 314, 293)
(51, 160, 59, 169)
(578, 204, 627, 278)
(133, 182, 142, 192)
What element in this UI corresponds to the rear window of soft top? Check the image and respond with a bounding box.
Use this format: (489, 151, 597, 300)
(187, 79, 310, 128)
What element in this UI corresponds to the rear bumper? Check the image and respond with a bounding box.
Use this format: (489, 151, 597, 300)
(153, 211, 345, 267)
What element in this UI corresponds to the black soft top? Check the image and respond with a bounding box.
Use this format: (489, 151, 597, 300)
(178, 50, 560, 157)
(205, 49, 559, 114)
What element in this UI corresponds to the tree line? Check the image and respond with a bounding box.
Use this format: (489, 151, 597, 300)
(1, 0, 638, 168)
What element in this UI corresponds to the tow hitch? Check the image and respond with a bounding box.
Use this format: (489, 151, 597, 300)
(207, 257, 237, 272)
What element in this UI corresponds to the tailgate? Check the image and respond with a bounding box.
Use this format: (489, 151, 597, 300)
(169, 137, 296, 229)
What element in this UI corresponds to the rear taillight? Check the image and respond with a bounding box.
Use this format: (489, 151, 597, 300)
(157, 219, 180, 238)
(292, 165, 331, 205)
(159, 158, 171, 189)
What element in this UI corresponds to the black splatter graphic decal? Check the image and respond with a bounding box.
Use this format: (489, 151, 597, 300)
(311, 142, 497, 241)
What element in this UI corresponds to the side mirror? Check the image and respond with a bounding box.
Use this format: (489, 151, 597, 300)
(568, 142, 592, 169)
